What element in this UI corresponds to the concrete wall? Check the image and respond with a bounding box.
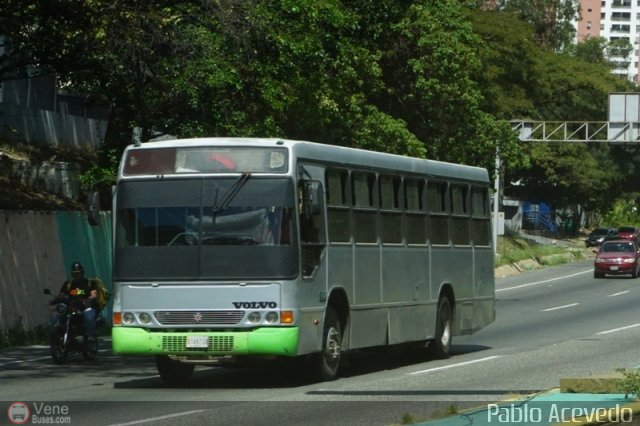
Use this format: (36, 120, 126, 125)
(0, 211, 111, 332)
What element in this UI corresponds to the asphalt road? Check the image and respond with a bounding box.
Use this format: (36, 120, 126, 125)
(2, 259, 640, 425)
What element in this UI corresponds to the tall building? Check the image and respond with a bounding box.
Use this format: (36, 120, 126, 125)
(577, 0, 639, 82)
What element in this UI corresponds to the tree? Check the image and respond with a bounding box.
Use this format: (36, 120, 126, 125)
(508, 143, 620, 208)
(570, 36, 610, 66)
(502, 0, 580, 52)
(471, 8, 635, 219)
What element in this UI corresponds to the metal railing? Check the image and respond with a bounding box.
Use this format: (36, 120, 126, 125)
(523, 211, 558, 232)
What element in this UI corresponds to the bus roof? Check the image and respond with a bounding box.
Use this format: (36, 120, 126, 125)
(125, 137, 490, 183)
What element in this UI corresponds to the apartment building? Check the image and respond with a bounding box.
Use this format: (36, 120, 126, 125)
(577, 0, 640, 82)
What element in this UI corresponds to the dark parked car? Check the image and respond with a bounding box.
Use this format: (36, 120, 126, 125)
(585, 227, 618, 247)
(594, 239, 640, 278)
(617, 226, 640, 242)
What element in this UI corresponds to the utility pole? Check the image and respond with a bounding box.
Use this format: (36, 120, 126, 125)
(493, 149, 500, 255)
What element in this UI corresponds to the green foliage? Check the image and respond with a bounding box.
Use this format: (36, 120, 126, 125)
(602, 199, 640, 227)
(400, 413, 415, 424)
(384, 2, 517, 169)
(615, 368, 640, 400)
(472, 8, 635, 215)
(0, 320, 49, 349)
(503, 0, 579, 52)
(495, 235, 572, 267)
(508, 143, 619, 213)
(569, 37, 611, 66)
(78, 147, 119, 193)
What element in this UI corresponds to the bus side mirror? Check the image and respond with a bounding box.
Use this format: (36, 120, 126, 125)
(87, 191, 101, 226)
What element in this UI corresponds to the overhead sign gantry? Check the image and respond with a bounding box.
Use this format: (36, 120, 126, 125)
(511, 92, 640, 144)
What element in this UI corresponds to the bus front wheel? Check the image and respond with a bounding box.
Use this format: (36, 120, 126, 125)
(315, 307, 342, 381)
(156, 355, 195, 386)
(429, 296, 452, 359)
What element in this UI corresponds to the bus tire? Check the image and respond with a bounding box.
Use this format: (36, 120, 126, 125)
(429, 296, 453, 359)
(315, 306, 343, 381)
(155, 355, 195, 386)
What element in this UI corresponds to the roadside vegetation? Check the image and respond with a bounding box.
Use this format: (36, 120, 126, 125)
(602, 199, 640, 229)
(0, 321, 49, 349)
(495, 234, 587, 268)
(0, 320, 111, 350)
(616, 368, 640, 400)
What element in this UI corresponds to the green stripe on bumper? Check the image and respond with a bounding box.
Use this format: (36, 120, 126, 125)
(112, 326, 299, 357)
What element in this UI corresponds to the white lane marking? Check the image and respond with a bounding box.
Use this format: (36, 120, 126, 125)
(541, 303, 579, 312)
(608, 290, 630, 297)
(108, 410, 206, 426)
(497, 270, 592, 292)
(408, 355, 500, 375)
(597, 323, 640, 335)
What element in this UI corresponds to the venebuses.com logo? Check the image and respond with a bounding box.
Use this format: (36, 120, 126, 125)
(7, 402, 30, 425)
(6, 401, 71, 424)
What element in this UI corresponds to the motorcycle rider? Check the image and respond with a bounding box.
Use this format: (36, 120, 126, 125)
(53, 261, 100, 350)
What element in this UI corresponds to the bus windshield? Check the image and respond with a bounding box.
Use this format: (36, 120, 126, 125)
(114, 177, 297, 280)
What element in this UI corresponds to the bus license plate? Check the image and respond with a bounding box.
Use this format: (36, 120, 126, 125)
(186, 336, 209, 348)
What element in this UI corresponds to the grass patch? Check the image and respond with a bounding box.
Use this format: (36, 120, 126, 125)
(495, 235, 572, 268)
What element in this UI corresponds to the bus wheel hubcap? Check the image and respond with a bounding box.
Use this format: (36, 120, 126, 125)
(326, 327, 341, 360)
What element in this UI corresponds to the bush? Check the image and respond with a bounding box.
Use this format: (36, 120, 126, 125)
(0, 320, 49, 349)
(616, 368, 640, 400)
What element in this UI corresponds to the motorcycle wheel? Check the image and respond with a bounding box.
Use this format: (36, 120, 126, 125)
(83, 337, 98, 361)
(50, 333, 68, 364)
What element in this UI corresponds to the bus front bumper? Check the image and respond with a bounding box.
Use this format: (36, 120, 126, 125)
(112, 326, 299, 357)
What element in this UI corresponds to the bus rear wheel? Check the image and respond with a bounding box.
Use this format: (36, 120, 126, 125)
(429, 296, 452, 359)
(314, 307, 342, 381)
(156, 355, 195, 386)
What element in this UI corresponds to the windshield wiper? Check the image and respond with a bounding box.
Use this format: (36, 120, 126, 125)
(212, 172, 251, 214)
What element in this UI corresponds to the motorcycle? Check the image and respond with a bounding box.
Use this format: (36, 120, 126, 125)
(44, 289, 99, 363)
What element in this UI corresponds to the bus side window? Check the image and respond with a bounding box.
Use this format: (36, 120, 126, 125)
(299, 180, 326, 278)
(427, 181, 449, 245)
(451, 184, 470, 246)
(326, 168, 350, 243)
(300, 181, 324, 243)
(472, 186, 491, 246)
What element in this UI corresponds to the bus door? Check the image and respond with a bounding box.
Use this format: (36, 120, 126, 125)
(297, 171, 328, 353)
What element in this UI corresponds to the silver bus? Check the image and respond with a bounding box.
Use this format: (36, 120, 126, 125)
(106, 137, 495, 384)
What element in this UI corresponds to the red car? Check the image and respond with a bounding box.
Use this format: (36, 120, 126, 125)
(617, 226, 640, 242)
(594, 240, 640, 278)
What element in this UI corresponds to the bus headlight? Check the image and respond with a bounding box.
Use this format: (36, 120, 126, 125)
(265, 312, 279, 324)
(248, 312, 261, 323)
(122, 312, 135, 324)
(139, 312, 152, 324)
